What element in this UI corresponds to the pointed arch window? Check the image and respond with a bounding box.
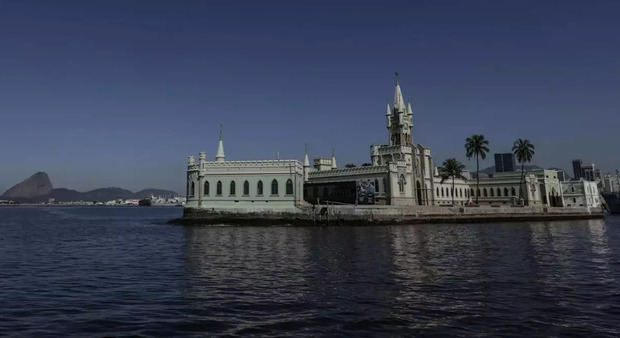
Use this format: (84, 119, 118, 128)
(216, 181, 222, 196)
(490, 188, 494, 197)
(497, 188, 501, 197)
(230, 181, 236, 196)
(243, 180, 249, 196)
(204, 181, 209, 196)
(504, 188, 509, 196)
(436, 187, 440, 196)
(477, 188, 481, 197)
(511, 187, 516, 196)
(286, 179, 293, 195)
(483, 188, 488, 197)
(190, 182, 195, 197)
(271, 179, 278, 195)
(257, 180, 263, 195)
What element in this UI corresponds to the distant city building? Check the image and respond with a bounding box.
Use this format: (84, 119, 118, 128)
(494, 153, 516, 173)
(572, 159, 600, 181)
(582, 163, 596, 181)
(572, 159, 583, 179)
(602, 171, 620, 193)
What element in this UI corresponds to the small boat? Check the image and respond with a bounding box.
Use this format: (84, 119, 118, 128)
(138, 198, 152, 206)
(602, 193, 620, 214)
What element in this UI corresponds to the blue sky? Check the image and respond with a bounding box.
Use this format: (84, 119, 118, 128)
(1, 0, 619, 193)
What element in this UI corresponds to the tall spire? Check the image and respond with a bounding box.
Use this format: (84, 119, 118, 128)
(407, 102, 413, 116)
(393, 72, 406, 112)
(303, 144, 310, 167)
(216, 125, 225, 162)
(331, 147, 337, 169)
(386, 103, 391, 116)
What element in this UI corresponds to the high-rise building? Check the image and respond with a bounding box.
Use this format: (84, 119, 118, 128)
(572, 159, 583, 179)
(582, 163, 596, 181)
(495, 153, 516, 173)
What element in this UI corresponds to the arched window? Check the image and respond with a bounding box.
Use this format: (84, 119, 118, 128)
(477, 188, 481, 197)
(497, 188, 501, 197)
(460, 188, 463, 197)
(483, 188, 488, 197)
(511, 187, 516, 196)
(471, 188, 474, 196)
(257, 181, 263, 195)
(271, 179, 278, 195)
(436, 187, 440, 196)
(398, 175, 406, 193)
(190, 182, 195, 196)
(216, 181, 222, 195)
(504, 188, 509, 196)
(490, 188, 494, 197)
(286, 179, 293, 195)
(451, 188, 454, 197)
(243, 180, 249, 195)
(229, 181, 236, 195)
(375, 179, 380, 192)
(204, 181, 209, 196)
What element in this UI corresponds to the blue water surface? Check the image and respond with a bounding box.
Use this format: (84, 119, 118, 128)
(1, 207, 619, 337)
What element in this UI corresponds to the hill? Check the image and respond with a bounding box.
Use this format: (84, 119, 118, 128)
(1, 172, 53, 201)
(1, 172, 179, 203)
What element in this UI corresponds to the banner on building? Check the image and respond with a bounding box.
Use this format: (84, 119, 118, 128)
(356, 179, 376, 205)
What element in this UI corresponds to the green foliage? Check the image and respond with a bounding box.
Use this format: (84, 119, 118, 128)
(439, 158, 466, 183)
(512, 138, 535, 164)
(465, 134, 490, 160)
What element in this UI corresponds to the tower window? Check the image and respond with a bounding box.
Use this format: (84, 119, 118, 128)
(230, 181, 236, 196)
(243, 180, 249, 196)
(216, 181, 222, 196)
(204, 181, 209, 196)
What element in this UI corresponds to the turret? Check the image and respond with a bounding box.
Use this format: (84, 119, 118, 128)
(215, 127, 225, 162)
(188, 155, 195, 165)
(303, 144, 310, 181)
(331, 148, 337, 170)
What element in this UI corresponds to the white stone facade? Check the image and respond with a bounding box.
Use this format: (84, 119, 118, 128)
(562, 179, 601, 208)
(186, 152, 304, 212)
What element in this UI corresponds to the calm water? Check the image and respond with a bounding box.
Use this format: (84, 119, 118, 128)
(1, 207, 619, 337)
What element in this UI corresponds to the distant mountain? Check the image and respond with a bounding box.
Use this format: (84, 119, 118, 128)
(1, 172, 178, 203)
(1, 172, 53, 201)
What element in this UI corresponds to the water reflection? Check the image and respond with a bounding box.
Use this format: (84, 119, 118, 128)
(180, 219, 620, 336)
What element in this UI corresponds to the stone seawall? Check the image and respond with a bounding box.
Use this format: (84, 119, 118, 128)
(173, 205, 604, 226)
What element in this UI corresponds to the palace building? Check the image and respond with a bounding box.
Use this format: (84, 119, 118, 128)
(185, 76, 572, 211)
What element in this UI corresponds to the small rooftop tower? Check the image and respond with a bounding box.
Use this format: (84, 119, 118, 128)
(216, 126, 226, 162)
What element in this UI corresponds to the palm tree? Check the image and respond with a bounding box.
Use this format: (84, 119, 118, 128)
(465, 134, 489, 204)
(512, 138, 535, 203)
(439, 158, 467, 206)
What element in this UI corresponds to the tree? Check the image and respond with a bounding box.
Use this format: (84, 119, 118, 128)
(512, 138, 535, 203)
(439, 158, 467, 206)
(465, 134, 490, 204)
